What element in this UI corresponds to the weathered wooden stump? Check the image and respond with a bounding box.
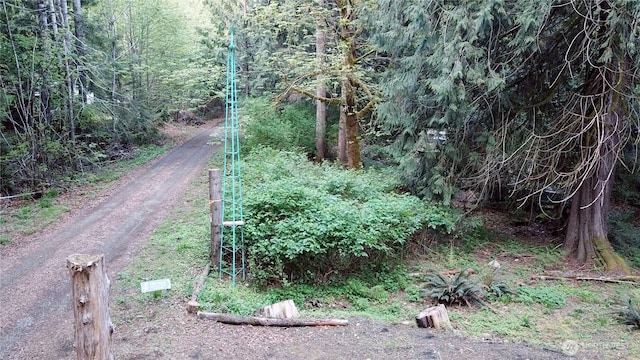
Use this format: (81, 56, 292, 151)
(254, 299, 299, 319)
(416, 304, 451, 330)
(67, 254, 114, 360)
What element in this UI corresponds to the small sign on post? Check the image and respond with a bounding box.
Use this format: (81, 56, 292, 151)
(140, 279, 171, 293)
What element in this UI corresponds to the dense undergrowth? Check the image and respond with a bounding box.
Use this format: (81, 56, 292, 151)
(241, 147, 455, 286)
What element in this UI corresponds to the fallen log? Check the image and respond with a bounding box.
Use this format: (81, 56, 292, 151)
(197, 312, 348, 327)
(533, 275, 639, 285)
(440, 268, 474, 276)
(187, 264, 211, 314)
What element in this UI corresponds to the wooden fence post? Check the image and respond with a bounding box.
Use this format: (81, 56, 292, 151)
(209, 169, 222, 266)
(67, 254, 114, 360)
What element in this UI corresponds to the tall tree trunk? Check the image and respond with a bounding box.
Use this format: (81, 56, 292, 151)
(107, 0, 118, 131)
(562, 2, 629, 274)
(59, 0, 75, 143)
(338, 98, 347, 165)
(72, 0, 87, 103)
(242, 37, 251, 97)
(315, 0, 327, 161)
(47, 0, 59, 39)
(37, 0, 52, 126)
(563, 93, 629, 274)
(127, 6, 139, 102)
(338, 0, 361, 169)
(343, 77, 361, 169)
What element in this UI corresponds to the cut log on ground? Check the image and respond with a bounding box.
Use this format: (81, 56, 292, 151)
(254, 299, 299, 319)
(533, 275, 639, 285)
(416, 304, 451, 330)
(197, 312, 348, 327)
(187, 264, 211, 314)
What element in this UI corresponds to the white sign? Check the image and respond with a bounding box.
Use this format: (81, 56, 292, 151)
(141, 279, 171, 293)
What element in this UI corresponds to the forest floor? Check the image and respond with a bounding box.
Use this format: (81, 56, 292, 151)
(0, 120, 637, 360)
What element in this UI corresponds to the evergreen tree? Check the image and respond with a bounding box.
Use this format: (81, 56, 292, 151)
(373, 0, 639, 271)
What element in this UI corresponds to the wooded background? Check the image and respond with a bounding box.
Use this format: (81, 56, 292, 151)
(1, 0, 639, 269)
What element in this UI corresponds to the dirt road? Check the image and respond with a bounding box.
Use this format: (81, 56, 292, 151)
(1, 121, 582, 360)
(0, 122, 222, 359)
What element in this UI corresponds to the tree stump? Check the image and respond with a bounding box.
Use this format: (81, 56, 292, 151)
(416, 304, 451, 330)
(254, 300, 299, 319)
(67, 254, 114, 360)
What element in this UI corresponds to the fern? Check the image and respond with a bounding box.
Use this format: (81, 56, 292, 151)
(617, 299, 640, 331)
(482, 268, 515, 299)
(422, 270, 485, 307)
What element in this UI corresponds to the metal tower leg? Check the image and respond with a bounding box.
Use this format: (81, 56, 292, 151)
(219, 27, 245, 286)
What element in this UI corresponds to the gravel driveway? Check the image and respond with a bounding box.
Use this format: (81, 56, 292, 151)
(0, 122, 221, 359)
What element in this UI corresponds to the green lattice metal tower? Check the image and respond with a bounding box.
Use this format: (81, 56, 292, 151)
(219, 27, 245, 286)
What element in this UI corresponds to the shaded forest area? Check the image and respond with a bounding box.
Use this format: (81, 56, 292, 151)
(2, 0, 640, 269)
(0, 0, 222, 196)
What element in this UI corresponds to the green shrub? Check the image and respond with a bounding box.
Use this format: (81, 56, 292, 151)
(423, 204, 463, 234)
(242, 148, 429, 285)
(609, 210, 640, 267)
(240, 97, 315, 154)
(516, 285, 566, 309)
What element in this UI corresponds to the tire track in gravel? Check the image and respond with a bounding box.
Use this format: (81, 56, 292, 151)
(0, 122, 222, 359)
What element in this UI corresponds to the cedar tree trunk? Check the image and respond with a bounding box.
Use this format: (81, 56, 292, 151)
(563, 103, 629, 274)
(315, 0, 327, 161)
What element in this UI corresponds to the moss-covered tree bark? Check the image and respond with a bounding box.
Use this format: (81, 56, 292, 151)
(564, 85, 630, 274)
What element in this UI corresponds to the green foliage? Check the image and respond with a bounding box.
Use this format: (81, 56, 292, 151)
(112, 103, 162, 146)
(354, 263, 410, 293)
(265, 283, 320, 306)
(242, 148, 429, 285)
(516, 285, 566, 309)
(609, 210, 640, 267)
(240, 97, 316, 154)
(198, 284, 271, 315)
(38, 190, 59, 209)
(613, 148, 640, 206)
(371, 0, 640, 214)
(344, 279, 390, 303)
(423, 204, 462, 234)
(421, 270, 485, 307)
(482, 269, 515, 300)
(1, 0, 216, 197)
